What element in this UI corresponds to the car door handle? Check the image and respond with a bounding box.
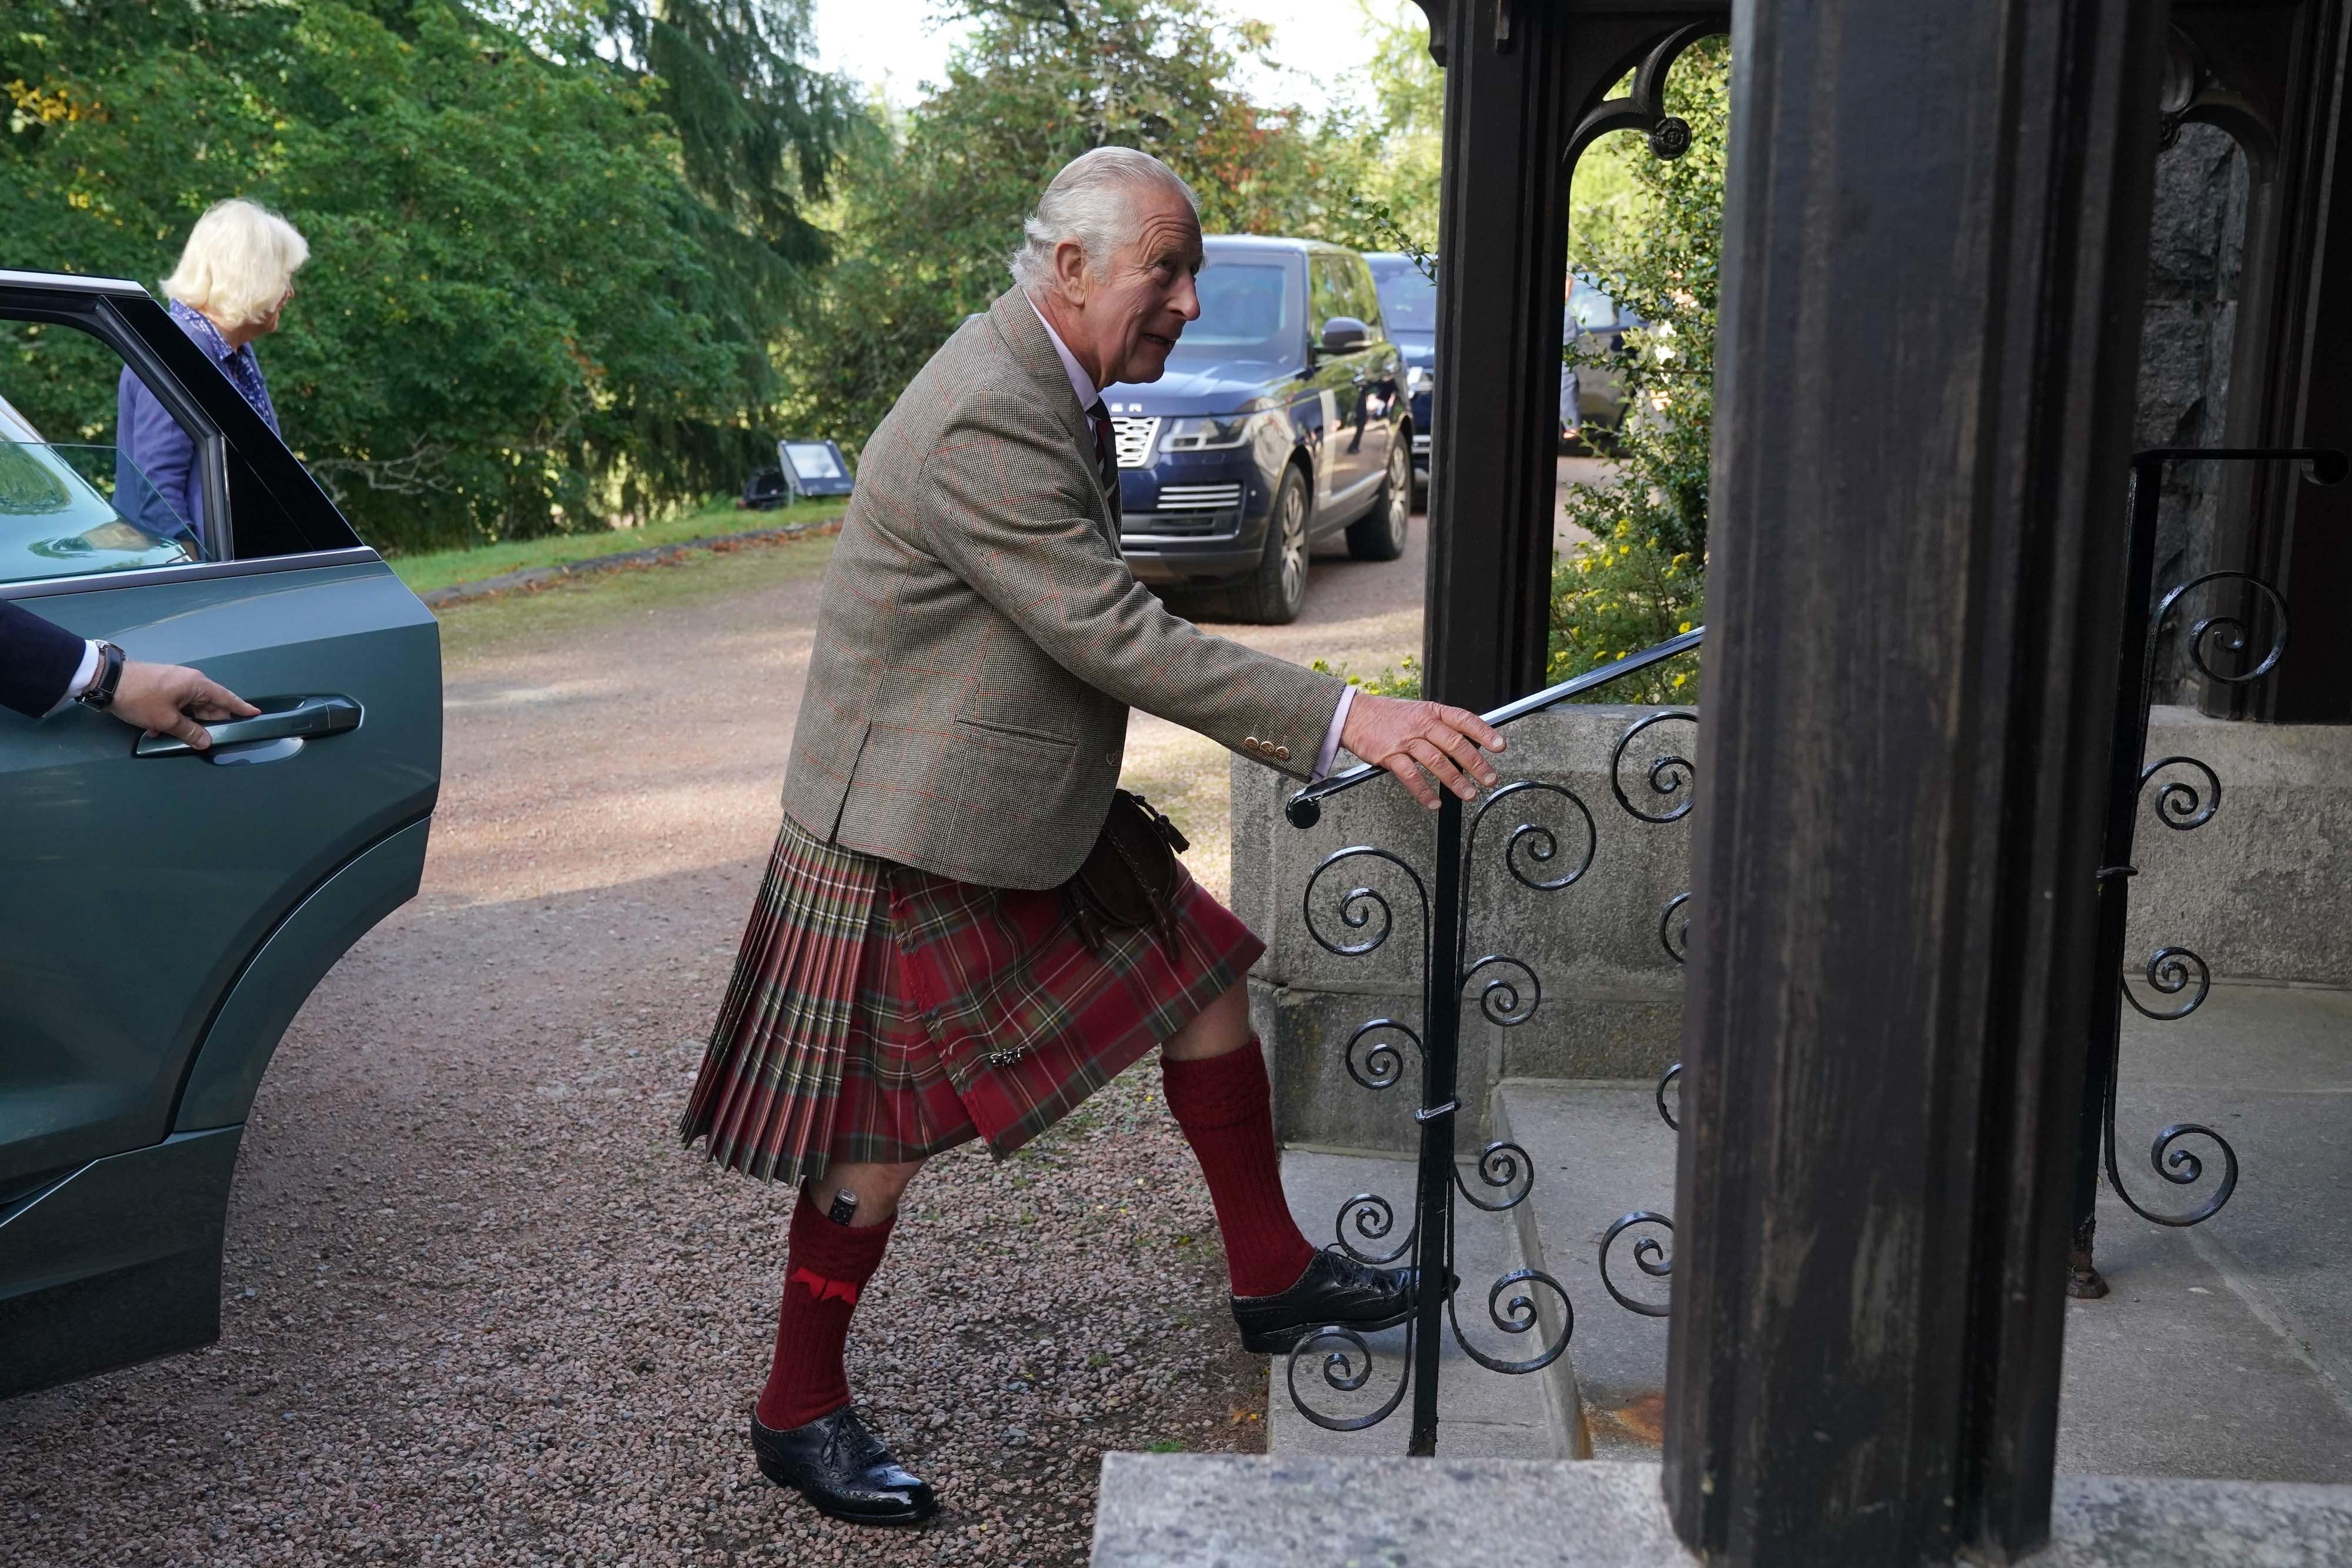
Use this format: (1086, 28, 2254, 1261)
(135, 694, 363, 758)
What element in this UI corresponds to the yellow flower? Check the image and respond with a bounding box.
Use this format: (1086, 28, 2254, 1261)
(1673, 673, 1688, 688)
(1678, 621, 1692, 633)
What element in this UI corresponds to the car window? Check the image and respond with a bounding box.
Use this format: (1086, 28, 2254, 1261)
(1346, 256, 1385, 336)
(0, 324, 208, 585)
(1309, 255, 1353, 335)
(1168, 257, 1302, 365)
(1369, 258, 1436, 333)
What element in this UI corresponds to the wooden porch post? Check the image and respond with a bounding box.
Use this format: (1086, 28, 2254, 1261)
(1662, 0, 2167, 1561)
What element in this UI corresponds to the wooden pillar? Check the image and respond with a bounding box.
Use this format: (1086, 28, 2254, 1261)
(2174, 0, 2352, 722)
(1662, 0, 2166, 1561)
(1418, 0, 1579, 711)
(1417, 0, 1728, 711)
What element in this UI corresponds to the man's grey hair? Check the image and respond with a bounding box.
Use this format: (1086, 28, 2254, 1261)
(1009, 147, 1199, 292)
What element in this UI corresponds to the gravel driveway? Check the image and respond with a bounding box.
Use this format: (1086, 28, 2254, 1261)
(1, 516, 1429, 1568)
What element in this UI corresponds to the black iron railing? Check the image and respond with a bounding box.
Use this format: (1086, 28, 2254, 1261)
(2067, 445, 2346, 1294)
(1280, 628, 1703, 1454)
(1277, 447, 2342, 1453)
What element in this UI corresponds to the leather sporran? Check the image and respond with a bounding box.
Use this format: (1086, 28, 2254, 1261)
(1061, 790, 1191, 958)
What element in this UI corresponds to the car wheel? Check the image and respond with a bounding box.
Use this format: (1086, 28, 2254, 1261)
(1235, 464, 1311, 624)
(1347, 439, 1411, 561)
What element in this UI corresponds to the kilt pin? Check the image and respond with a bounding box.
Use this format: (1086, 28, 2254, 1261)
(674, 279, 1429, 1527)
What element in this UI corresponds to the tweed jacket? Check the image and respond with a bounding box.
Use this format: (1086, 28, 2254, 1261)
(781, 287, 1347, 891)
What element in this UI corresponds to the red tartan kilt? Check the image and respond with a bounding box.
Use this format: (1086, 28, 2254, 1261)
(680, 812, 1261, 1186)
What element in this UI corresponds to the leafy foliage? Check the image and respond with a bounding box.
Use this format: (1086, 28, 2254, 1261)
(777, 0, 1351, 451)
(1550, 38, 1725, 703)
(2, 0, 857, 552)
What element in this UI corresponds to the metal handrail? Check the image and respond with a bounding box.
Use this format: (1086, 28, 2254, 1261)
(1285, 624, 1708, 827)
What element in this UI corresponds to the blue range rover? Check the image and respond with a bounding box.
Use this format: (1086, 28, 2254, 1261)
(1364, 252, 1435, 504)
(1103, 235, 1411, 624)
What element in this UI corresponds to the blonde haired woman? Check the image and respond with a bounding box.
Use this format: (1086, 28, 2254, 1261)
(116, 198, 309, 552)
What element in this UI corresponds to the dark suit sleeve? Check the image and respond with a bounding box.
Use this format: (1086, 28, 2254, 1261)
(0, 599, 88, 719)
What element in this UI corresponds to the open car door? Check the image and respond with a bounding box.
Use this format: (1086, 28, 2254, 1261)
(0, 270, 442, 1396)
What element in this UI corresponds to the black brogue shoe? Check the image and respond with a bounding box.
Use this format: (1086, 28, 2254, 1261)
(750, 1406, 938, 1526)
(1231, 1249, 1450, 1355)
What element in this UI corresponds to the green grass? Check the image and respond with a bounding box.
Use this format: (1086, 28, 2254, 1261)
(436, 529, 837, 665)
(385, 497, 849, 597)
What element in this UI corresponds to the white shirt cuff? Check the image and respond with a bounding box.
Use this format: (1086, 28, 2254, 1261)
(1309, 686, 1355, 782)
(46, 640, 102, 716)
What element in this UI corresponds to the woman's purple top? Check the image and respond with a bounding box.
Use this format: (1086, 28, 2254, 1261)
(114, 300, 281, 553)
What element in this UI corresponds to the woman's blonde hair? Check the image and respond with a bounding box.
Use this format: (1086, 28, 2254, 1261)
(161, 199, 309, 330)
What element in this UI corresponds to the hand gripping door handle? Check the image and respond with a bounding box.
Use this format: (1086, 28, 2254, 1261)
(134, 694, 363, 758)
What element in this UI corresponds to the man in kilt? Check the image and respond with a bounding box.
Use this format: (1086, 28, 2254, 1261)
(680, 146, 1505, 1526)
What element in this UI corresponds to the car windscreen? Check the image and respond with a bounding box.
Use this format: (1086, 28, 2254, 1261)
(1169, 258, 1301, 364)
(1368, 259, 1436, 333)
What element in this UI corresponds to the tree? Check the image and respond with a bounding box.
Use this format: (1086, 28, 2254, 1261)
(776, 0, 1342, 451)
(1314, 1, 1444, 257)
(1549, 38, 1726, 703)
(2, 0, 859, 551)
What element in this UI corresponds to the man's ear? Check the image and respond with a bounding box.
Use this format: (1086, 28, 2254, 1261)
(1052, 238, 1092, 303)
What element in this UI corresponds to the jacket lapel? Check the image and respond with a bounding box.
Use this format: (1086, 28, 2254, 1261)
(988, 289, 1120, 544)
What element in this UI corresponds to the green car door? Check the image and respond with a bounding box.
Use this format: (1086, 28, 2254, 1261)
(0, 271, 442, 1396)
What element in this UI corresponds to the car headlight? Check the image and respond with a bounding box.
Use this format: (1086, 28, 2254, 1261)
(1162, 404, 1277, 452)
(1405, 365, 1431, 394)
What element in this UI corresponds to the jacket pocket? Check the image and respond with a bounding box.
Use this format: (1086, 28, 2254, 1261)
(954, 714, 1078, 762)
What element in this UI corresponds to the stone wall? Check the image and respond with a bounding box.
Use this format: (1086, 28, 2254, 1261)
(1235, 703, 2352, 1152)
(1234, 706, 1693, 1152)
(2137, 122, 2250, 704)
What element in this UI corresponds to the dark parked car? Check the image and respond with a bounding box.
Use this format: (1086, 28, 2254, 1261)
(1571, 274, 1645, 443)
(1367, 253, 1590, 473)
(1102, 236, 1411, 624)
(0, 268, 443, 1398)
(1364, 252, 1435, 505)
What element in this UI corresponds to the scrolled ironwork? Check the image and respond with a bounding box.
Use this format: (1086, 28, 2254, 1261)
(1302, 846, 1426, 958)
(1611, 709, 1699, 824)
(1599, 1212, 1675, 1318)
(1332, 1193, 1415, 1266)
(1656, 1062, 1682, 1132)
(1462, 954, 1541, 1027)
(1659, 891, 1690, 965)
(1454, 1141, 1535, 1213)
(2107, 1121, 2241, 1229)
(1445, 1269, 1573, 1375)
(1283, 1324, 1414, 1433)
(2154, 571, 2290, 686)
(2140, 755, 2223, 832)
(1466, 779, 1598, 892)
(2122, 945, 2210, 1021)
(1343, 1018, 1423, 1092)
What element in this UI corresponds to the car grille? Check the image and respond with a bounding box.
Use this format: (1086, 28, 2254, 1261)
(1122, 509, 1240, 539)
(1110, 417, 1160, 469)
(1154, 482, 1245, 511)
(1412, 433, 1432, 456)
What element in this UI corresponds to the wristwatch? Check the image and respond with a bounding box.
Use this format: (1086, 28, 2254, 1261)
(75, 640, 126, 711)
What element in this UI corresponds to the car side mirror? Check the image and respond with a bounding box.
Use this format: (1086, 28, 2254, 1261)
(1318, 316, 1371, 356)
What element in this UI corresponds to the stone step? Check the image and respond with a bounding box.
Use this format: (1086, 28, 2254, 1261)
(1089, 1454, 2352, 1567)
(1488, 1078, 1679, 1461)
(1492, 981, 2352, 1482)
(1270, 1147, 1582, 1459)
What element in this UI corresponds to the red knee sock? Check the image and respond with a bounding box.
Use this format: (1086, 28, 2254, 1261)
(1161, 1038, 1316, 1298)
(756, 1188, 896, 1431)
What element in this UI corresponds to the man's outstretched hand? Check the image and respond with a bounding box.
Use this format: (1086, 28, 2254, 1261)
(111, 661, 259, 751)
(1339, 693, 1506, 810)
